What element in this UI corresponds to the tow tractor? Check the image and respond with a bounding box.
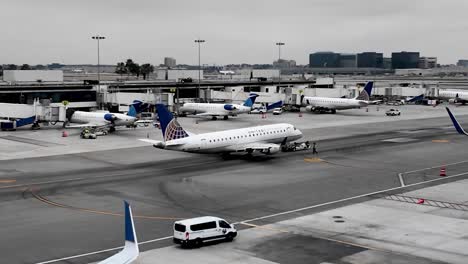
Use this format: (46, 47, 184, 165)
(281, 141, 311, 152)
(80, 129, 97, 139)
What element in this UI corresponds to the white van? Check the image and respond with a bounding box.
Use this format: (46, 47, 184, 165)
(173, 216, 237, 247)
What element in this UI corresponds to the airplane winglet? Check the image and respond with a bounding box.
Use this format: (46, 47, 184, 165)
(446, 107, 468, 136)
(124, 201, 137, 244)
(97, 201, 139, 264)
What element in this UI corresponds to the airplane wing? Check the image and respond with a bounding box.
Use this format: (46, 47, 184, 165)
(98, 201, 139, 264)
(64, 122, 108, 129)
(194, 112, 222, 117)
(227, 142, 281, 154)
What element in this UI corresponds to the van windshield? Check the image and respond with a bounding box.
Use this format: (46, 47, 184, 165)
(174, 223, 186, 232)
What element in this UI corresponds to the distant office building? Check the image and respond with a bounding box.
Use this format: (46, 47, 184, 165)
(457, 60, 468, 67)
(273, 59, 296, 68)
(309, 52, 340, 67)
(418, 57, 437, 69)
(391, 51, 420, 69)
(383, 58, 392, 69)
(164, 57, 176, 68)
(357, 52, 383, 68)
(338, 54, 357, 68)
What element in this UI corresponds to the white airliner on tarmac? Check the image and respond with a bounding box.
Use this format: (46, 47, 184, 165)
(66, 100, 150, 132)
(140, 104, 303, 155)
(98, 201, 139, 264)
(179, 94, 259, 120)
(301, 82, 374, 114)
(439, 90, 468, 104)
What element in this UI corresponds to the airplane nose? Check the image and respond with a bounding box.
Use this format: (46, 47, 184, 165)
(296, 128, 303, 137)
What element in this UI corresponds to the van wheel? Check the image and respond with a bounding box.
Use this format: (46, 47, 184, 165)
(194, 238, 203, 248)
(225, 233, 234, 242)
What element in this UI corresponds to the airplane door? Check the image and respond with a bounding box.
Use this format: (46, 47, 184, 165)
(200, 138, 207, 150)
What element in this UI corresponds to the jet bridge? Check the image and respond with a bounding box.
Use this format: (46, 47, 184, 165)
(0, 98, 68, 129)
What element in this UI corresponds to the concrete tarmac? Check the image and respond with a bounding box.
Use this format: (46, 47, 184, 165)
(1, 105, 468, 263)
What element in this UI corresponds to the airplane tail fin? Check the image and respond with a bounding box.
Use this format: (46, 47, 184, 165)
(156, 104, 190, 141)
(267, 100, 283, 111)
(97, 201, 139, 264)
(243, 93, 259, 107)
(407, 94, 424, 103)
(355, 82, 374, 101)
(128, 100, 148, 117)
(446, 107, 468, 136)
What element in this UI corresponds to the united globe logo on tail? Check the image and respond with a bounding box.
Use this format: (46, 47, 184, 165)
(156, 104, 190, 142)
(355, 82, 374, 101)
(164, 119, 189, 141)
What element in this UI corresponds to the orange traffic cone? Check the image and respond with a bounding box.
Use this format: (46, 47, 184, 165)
(62, 131, 68, 137)
(299, 112, 303, 117)
(417, 198, 425, 204)
(440, 166, 446, 177)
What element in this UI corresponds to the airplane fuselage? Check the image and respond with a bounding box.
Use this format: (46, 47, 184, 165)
(165, 123, 302, 153)
(439, 90, 468, 103)
(302, 96, 367, 111)
(70, 111, 137, 127)
(180, 103, 252, 117)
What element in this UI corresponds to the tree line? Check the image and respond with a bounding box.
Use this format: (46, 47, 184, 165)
(115, 59, 154, 80)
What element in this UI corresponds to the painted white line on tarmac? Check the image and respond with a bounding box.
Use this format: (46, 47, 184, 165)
(35, 236, 173, 264)
(35, 168, 468, 264)
(398, 173, 406, 187)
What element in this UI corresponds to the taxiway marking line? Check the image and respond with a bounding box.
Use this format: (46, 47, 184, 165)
(36, 236, 174, 264)
(432, 139, 450, 143)
(0, 179, 16, 184)
(403, 159, 468, 174)
(34, 167, 468, 264)
(31, 190, 182, 221)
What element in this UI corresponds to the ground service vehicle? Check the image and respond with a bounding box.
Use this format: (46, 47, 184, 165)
(173, 216, 237, 248)
(272, 108, 283, 115)
(386, 108, 401, 116)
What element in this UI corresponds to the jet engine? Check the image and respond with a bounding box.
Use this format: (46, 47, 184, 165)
(260, 146, 281, 155)
(223, 104, 237, 111)
(104, 113, 118, 122)
(305, 106, 314, 112)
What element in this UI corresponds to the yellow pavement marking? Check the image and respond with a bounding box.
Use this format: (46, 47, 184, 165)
(432, 139, 450, 143)
(0, 179, 16, 184)
(304, 157, 323, 163)
(29, 188, 182, 221)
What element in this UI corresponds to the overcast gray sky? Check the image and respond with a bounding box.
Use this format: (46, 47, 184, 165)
(2, 0, 467, 65)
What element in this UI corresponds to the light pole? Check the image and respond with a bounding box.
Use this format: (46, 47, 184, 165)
(276, 42, 285, 87)
(194, 39, 205, 102)
(92, 35, 105, 98)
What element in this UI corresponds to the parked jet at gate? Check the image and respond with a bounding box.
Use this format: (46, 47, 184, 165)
(140, 104, 303, 155)
(439, 90, 468, 104)
(301, 82, 374, 114)
(179, 94, 258, 120)
(66, 100, 150, 132)
(98, 201, 139, 264)
(446, 107, 468, 136)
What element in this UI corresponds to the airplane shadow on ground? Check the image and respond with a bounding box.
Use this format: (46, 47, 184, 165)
(219, 153, 276, 162)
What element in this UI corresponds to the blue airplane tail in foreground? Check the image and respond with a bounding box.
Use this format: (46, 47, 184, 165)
(156, 104, 190, 141)
(446, 107, 468, 136)
(97, 201, 139, 264)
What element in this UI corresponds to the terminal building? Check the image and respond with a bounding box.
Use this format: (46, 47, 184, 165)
(392, 51, 420, 69)
(309, 52, 340, 68)
(357, 52, 383, 68)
